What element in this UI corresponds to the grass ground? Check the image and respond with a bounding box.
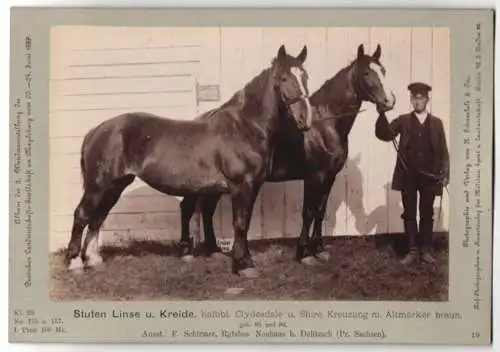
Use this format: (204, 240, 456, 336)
(49, 233, 448, 301)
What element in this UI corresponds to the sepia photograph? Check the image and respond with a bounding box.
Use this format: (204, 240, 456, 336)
(9, 7, 494, 345)
(47, 25, 451, 302)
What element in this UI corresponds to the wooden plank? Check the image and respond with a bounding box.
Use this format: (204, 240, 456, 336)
(259, 27, 329, 240)
(411, 28, 434, 110)
(52, 62, 198, 81)
(218, 27, 265, 240)
(363, 27, 393, 235)
(49, 106, 198, 137)
(51, 91, 195, 111)
(431, 27, 450, 232)
(320, 27, 351, 238)
(50, 177, 181, 199)
(287, 29, 328, 237)
(410, 27, 434, 227)
(51, 211, 180, 232)
(385, 27, 412, 234)
(261, 27, 306, 239)
(283, 181, 303, 238)
(302, 28, 329, 93)
(48, 26, 212, 250)
(52, 75, 196, 96)
(49, 229, 182, 253)
(49, 173, 213, 199)
(50, 154, 81, 171)
(51, 193, 182, 216)
(51, 26, 203, 52)
(197, 28, 221, 87)
(64, 46, 201, 67)
(341, 28, 371, 237)
(50, 178, 184, 216)
(191, 30, 221, 240)
(50, 137, 83, 155)
(219, 27, 266, 101)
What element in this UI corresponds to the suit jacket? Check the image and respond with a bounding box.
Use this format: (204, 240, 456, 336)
(375, 112, 450, 195)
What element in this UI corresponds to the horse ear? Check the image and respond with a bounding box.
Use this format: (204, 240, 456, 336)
(277, 44, 287, 62)
(296, 45, 307, 63)
(357, 44, 365, 59)
(373, 44, 381, 60)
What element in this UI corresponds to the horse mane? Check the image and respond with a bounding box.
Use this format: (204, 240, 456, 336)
(218, 65, 275, 118)
(310, 60, 359, 111)
(196, 60, 281, 144)
(308, 56, 368, 145)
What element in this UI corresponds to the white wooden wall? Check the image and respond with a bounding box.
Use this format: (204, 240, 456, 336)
(49, 26, 450, 251)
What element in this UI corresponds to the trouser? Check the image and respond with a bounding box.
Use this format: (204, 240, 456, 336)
(400, 182, 436, 251)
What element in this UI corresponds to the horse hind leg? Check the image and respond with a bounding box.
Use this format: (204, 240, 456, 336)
(80, 175, 134, 268)
(66, 188, 107, 270)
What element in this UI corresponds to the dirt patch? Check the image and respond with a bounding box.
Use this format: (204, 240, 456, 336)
(49, 235, 448, 301)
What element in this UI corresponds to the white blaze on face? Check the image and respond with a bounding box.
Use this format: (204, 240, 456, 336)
(290, 66, 312, 127)
(369, 62, 395, 107)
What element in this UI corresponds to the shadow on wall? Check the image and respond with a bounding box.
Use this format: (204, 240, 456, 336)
(212, 154, 371, 240)
(94, 160, 446, 248)
(321, 154, 367, 236)
(364, 183, 447, 235)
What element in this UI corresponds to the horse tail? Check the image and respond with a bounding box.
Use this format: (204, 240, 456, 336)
(79, 126, 96, 190)
(79, 150, 85, 189)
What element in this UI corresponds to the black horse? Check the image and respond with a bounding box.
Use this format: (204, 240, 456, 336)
(65, 45, 313, 277)
(180, 44, 396, 269)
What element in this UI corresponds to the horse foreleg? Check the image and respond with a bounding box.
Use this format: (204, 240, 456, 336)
(231, 182, 261, 278)
(310, 175, 335, 262)
(200, 194, 222, 256)
(295, 201, 316, 264)
(296, 176, 326, 265)
(189, 201, 202, 256)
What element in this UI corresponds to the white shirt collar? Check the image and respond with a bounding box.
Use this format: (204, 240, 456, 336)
(414, 110, 428, 125)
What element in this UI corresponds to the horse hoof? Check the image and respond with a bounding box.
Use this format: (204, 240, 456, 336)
(316, 251, 331, 262)
(301, 256, 321, 266)
(68, 257, 85, 272)
(181, 254, 195, 262)
(86, 255, 103, 267)
(238, 268, 260, 279)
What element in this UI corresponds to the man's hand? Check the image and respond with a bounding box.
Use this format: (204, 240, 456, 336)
(442, 177, 449, 187)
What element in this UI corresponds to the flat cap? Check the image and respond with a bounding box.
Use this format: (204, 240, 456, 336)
(408, 82, 432, 97)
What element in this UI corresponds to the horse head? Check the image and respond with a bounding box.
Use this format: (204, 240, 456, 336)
(353, 44, 396, 113)
(272, 44, 312, 131)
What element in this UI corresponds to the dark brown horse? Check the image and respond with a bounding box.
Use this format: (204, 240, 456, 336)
(180, 44, 396, 270)
(65, 45, 313, 277)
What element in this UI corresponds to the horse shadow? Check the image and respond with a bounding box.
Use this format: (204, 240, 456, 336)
(323, 154, 368, 236)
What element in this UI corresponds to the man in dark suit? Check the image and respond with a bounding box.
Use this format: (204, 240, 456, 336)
(375, 82, 449, 265)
